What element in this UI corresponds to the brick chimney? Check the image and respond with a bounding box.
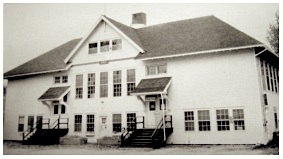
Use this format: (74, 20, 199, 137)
(131, 12, 146, 29)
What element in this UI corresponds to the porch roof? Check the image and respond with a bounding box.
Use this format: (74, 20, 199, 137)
(131, 77, 172, 95)
(38, 86, 70, 101)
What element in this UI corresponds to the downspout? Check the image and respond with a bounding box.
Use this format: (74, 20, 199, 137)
(160, 93, 166, 142)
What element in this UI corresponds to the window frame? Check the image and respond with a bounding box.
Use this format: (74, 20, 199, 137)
(113, 70, 122, 97)
(86, 114, 95, 133)
(74, 115, 82, 132)
(198, 110, 211, 131)
(89, 42, 98, 54)
(216, 109, 230, 131)
(146, 63, 167, 75)
(184, 111, 194, 131)
(18, 116, 25, 132)
(127, 69, 136, 96)
(233, 109, 245, 131)
(112, 114, 122, 133)
(100, 72, 108, 98)
(62, 76, 68, 83)
(76, 74, 83, 99)
(88, 73, 95, 98)
(54, 76, 61, 84)
(100, 40, 110, 53)
(112, 38, 122, 51)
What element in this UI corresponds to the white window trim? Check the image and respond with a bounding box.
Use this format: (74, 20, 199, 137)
(88, 38, 123, 54)
(146, 63, 167, 76)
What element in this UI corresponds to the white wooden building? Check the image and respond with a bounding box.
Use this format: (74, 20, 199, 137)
(4, 13, 279, 145)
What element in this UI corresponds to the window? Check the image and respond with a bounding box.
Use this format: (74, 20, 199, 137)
(89, 42, 98, 54)
(233, 109, 245, 130)
(100, 41, 110, 52)
(87, 114, 95, 133)
(273, 67, 278, 93)
(62, 76, 68, 83)
(113, 114, 121, 133)
(18, 116, 24, 132)
(127, 113, 136, 131)
(146, 64, 167, 75)
(265, 62, 270, 91)
(270, 65, 274, 92)
(147, 65, 156, 75)
(28, 116, 34, 132)
(158, 64, 167, 74)
(274, 107, 278, 129)
(100, 72, 108, 97)
(198, 110, 210, 131)
(149, 101, 156, 111)
(54, 76, 61, 84)
(113, 71, 122, 97)
(112, 39, 122, 51)
(74, 115, 82, 132)
(159, 99, 166, 110)
(127, 69, 135, 96)
(54, 104, 59, 114)
(76, 75, 83, 99)
(88, 73, 95, 98)
(216, 109, 230, 131)
(61, 105, 66, 114)
(260, 60, 266, 90)
(184, 111, 194, 131)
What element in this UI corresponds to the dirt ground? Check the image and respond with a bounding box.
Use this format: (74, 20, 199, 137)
(3, 142, 278, 155)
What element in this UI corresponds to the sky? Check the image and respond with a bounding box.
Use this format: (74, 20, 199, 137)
(3, 3, 279, 73)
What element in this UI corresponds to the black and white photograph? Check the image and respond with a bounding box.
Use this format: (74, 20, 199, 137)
(2, 1, 279, 155)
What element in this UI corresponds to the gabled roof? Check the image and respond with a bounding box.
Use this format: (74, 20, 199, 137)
(4, 15, 269, 79)
(132, 77, 172, 95)
(4, 39, 81, 78)
(38, 86, 70, 101)
(135, 15, 262, 60)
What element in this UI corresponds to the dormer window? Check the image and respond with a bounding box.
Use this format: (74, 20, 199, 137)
(88, 38, 122, 54)
(112, 39, 122, 51)
(100, 41, 110, 52)
(54, 75, 68, 84)
(89, 43, 98, 54)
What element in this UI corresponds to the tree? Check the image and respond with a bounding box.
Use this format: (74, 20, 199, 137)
(267, 11, 279, 54)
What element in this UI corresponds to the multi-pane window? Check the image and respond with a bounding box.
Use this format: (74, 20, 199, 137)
(100, 72, 108, 97)
(216, 109, 230, 131)
(54, 104, 59, 114)
(76, 74, 83, 99)
(113, 71, 122, 97)
(265, 62, 271, 91)
(184, 111, 194, 131)
(233, 109, 245, 130)
(74, 115, 82, 132)
(274, 107, 278, 129)
(87, 114, 95, 133)
(112, 39, 122, 51)
(89, 42, 98, 54)
(54, 76, 61, 83)
(100, 41, 110, 52)
(146, 64, 167, 75)
(157, 64, 167, 74)
(62, 76, 68, 83)
(18, 116, 25, 132)
(127, 69, 135, 96)
(147, 65, 156, 75)
(113, 114, 122, 133)
(88, 73, 95, 98)
(260, 60, 266, 90)
(127, 113, 136, 131)
(198, 110, 210, 131)
(269, 65, 274, 92)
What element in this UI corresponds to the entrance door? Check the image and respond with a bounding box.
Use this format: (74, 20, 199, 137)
(147, 101, 156, 128)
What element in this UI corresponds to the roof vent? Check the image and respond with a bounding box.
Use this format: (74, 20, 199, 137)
(131, 12, 146, 29)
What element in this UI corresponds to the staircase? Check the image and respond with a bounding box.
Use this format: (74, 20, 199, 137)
(121, 115, 173, 149)
(22, 118, 69, 145)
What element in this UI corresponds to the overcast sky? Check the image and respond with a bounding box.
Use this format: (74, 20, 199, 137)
(3, 3, 279, 73)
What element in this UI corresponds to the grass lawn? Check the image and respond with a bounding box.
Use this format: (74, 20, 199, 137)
(3, 141, 279, 155)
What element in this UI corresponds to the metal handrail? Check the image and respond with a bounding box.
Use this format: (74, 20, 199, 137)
(121, 116, 144, 143)
(151, 115, 173, 148)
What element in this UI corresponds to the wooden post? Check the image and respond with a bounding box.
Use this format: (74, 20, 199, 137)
(143, 116, 145, 128)
(171, 115, 172, 128)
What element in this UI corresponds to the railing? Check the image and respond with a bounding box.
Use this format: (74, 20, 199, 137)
(22, 118, 50, 141)
(151, 115, 172, 148)
(22, 117, 69, 142)
(121, 116, 144, 146)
